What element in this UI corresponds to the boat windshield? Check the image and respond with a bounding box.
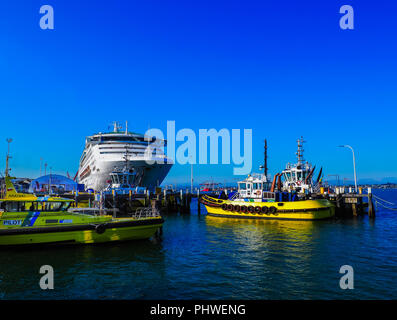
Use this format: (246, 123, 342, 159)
(0, 201, 70, 212)
(253, 183, 262, 190)
(239, 183, 246, 190)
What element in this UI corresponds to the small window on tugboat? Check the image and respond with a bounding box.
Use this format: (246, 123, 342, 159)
(239, 183, 246, 190)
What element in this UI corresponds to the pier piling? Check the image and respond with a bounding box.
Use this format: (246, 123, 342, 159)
(368, 189, 375, 219)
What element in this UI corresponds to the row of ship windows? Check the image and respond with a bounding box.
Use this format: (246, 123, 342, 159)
(98, 146, 148, 150)
(96, 141, 151, 146)
(99, 151, 161, 155)
(81, 145, 165, 163)
(89, 136, 156, 143)
(81, 146, 95, 166)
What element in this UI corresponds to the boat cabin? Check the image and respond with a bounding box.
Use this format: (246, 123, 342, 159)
(280, 137, 316, 193)
(282, 162, 313, 192)
(237, 174, 273, 200)
(0, 198, 72, 213)
(109, 171, 136, 189)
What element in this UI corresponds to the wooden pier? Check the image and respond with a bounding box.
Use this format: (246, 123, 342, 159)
(65, 188, 200, 216)
(64, 185, 376, 219)
(318, 186, 375, 219)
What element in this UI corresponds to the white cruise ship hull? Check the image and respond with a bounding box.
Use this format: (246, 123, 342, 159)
(80, 158, 172, 191)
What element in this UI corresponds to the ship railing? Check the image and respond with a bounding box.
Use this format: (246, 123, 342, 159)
(130, 207, 161, 219)
(68, 207, 119, 216)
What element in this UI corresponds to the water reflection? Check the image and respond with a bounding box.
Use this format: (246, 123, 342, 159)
(0, 240, 166, 299)
(205, 215, 315, 242)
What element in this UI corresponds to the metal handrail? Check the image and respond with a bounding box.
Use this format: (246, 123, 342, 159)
(68, 207, 119, 216)
(130, 207, 161, 219)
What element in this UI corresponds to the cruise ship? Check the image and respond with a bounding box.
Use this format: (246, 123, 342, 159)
(78, 122, 173, 191)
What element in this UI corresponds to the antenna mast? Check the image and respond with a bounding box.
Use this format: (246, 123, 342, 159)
(296, 136, 306, 166)
(5, 138, 12, 177)
(264, 139, 268, 177)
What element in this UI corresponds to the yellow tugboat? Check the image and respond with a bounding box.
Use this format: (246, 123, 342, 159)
(201, 197, 334, 220)
(0, 176, 163, 246)
(200, 138, 335, 221)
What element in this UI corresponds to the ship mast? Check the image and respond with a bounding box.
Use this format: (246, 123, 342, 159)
(5, 138, 12, 177)
(259, 139, 268, 180)
(111, 121, 122, 133)
(123, 146, 131, 171)
(264, 139, 268, 177)
(296, 136, 305, 167)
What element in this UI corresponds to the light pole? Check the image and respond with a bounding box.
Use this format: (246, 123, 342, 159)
(338, 145, 357, 192)
(190, 156, 194, 194)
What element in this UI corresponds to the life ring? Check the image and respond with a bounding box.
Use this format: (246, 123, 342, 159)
(296, 180, 301, 186)
(234, 205, 241, 212)
(240, 205, 247, 213)
(261, 206, 269, 215)
(227, 204, 233, 211)
(95, 224, 107, 234)
(255, 190, 261, 195)
(255, 206, 261, 214)
(269, 206, 277, 214)
(248, 206, 254, 214)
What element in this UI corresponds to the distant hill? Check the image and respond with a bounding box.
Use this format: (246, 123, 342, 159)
(327, 177, 397, 185)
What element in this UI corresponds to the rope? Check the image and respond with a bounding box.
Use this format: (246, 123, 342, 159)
(375, 200, 397, 211)
(372, 194, 396, 206)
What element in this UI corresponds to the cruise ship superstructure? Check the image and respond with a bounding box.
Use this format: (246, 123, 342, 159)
(78, 122, 173, 191)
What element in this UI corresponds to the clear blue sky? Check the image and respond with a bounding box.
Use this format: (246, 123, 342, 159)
(0, 0, 396, 184)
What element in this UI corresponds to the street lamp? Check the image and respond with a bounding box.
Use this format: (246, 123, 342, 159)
(338, 145, 357, 192)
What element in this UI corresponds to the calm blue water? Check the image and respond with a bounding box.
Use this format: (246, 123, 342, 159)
(0, 189, 396, 300)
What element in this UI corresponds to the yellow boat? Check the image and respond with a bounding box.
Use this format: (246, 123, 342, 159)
(200, 174, 335, 221)
(0, 176, 163, 246)
(201, 195, 334, 220)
